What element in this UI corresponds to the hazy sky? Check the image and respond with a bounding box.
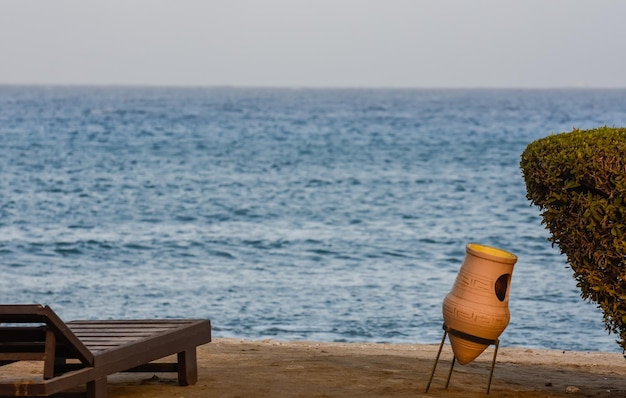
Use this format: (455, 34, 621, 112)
(1, 1, 625, 88)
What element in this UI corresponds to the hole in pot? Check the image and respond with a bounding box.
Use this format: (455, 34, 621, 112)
(495, 274, 510, 301)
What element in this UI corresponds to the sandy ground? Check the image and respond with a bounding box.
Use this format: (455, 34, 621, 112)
(4, 338, 626, 397)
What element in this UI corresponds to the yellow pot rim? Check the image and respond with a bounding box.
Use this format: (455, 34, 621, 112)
(466, 243, 517, 263)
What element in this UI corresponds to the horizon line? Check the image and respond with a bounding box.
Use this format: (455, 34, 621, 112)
(2, 82, 626, 91)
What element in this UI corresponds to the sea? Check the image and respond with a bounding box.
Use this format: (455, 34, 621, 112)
(2, 86, 626, 353)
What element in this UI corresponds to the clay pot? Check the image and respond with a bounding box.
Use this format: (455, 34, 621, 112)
(442, 243, 517, 365)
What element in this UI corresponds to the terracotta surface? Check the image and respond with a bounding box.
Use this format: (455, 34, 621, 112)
(3, 338, 626, 397)
(443, 244, 517, 365)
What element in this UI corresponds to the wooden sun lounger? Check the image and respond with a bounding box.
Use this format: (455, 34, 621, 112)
(0, 304, 211, 397)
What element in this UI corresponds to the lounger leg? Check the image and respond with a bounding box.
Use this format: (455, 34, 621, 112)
(86, 377, 107, 398)
(43, 329, 56, 380)
(177, 348, 198, 386)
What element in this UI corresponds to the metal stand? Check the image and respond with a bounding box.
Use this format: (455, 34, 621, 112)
(425, 324, 500, 394)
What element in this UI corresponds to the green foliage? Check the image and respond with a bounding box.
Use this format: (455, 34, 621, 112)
(520, 126, 626, 350)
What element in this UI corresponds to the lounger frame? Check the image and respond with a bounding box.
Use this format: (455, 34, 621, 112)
(0, 304, 211, 397)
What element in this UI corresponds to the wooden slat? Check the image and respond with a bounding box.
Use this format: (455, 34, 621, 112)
(0, 345, 47, 352)
(69, 319, 196, 323)
(70, 327, 176, 333)
(76, 336, 156, 342)
(83, 346, 121, 352)
(0, 327, 47, 341)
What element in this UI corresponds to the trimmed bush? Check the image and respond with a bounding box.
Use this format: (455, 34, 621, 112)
(520, 126, 626, 350)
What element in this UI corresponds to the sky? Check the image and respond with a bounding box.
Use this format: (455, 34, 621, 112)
(1, 1, 625, 88)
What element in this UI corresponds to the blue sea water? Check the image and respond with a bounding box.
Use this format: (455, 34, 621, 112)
(2, 86, 626, 352)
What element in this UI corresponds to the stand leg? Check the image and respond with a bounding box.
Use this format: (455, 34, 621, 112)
(425, 329, 447, 393)
(486, 339, 499, 394)
(445, 356, 456, 389)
